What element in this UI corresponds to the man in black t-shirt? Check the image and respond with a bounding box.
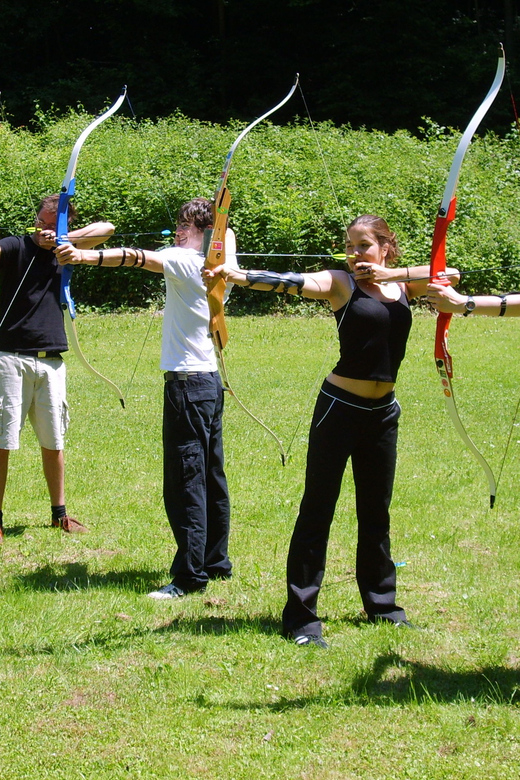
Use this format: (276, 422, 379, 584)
(0, 194, 114, 542)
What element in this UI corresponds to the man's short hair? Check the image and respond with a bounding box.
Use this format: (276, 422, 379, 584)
(177, 198, 213, 231)
(37, 194, 77, 225)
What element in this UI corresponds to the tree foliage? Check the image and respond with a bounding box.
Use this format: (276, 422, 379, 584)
(1, 108, 519, 312)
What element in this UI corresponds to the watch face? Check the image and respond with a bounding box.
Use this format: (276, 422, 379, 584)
(466, 298, 476, 311)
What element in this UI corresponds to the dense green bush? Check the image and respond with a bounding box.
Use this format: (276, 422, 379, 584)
(1, 109, 519, 312)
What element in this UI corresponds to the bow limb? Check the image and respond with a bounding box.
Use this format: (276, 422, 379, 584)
(204, 77, 299, 464)
(213, 336, 287, 466)
(215, 74, 300, 205)
(430, 46, 505, 508)
(57, 87, 127, 408)
(63, 308, 126, 405)
(60, 262, 125, 408)
(205, 74, 299, 347)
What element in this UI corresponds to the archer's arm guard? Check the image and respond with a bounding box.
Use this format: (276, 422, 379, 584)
(245, 270, 305, 294)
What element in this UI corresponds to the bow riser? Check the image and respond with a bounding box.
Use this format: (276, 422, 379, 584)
(431, 197, 457, 373)
(430, 198, 457, 278)
(204, 185, 232, 350)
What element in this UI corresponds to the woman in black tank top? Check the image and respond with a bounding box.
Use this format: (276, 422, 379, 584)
(204, 214, 459, 647)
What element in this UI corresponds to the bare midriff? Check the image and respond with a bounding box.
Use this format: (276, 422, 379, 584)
(326, 372, 395, 400)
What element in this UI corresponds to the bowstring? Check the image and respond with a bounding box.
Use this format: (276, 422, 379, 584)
(506, 56, 520, 134)
(122, 93, 175, 399)
(297, 85, 347, 232)
(494, 59, 520, 497)
(0, 92, 40, 328)
(495, 392, 520, 496)
(125, 94, 177, 228)
(283, 81, 347, 462)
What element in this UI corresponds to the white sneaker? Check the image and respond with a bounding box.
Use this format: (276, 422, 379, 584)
(148, 582, 185, 600)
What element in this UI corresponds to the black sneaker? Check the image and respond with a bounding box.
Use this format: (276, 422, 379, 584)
(293, 634, 328, 649)
(148, 582, 186, 600)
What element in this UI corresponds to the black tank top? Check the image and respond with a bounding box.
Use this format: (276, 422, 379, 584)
(332, 283, 411, 382)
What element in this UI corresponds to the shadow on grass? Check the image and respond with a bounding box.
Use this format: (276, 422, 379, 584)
(13, 563, 165, 593)
(164, 614, 283, 636)
(3, 525, 27, 538)
(0, 614, 284, 658)
(347, 651, 520, 705)
(219, 652, 520, 710)
(10, 565, 285, 633)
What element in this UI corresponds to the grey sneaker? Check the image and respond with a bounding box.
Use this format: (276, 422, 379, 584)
(294, 634, 328, 649)
(148, 582, 186, 600)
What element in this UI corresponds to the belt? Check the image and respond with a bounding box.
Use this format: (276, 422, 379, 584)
(164, 371, 201, 381)
(13, 350, 63, 359)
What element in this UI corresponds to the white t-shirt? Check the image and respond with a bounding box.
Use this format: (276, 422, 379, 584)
(159, 229, 238, 372)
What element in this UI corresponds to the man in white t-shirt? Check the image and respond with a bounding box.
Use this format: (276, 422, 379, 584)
(56, 198, 238, 598)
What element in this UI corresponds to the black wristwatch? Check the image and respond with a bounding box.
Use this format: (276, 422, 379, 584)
(463, 295, 476, 316)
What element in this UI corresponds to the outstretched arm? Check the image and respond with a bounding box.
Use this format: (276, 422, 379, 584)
(55, 243, 165, 274)
(67, 222, 115, 249)
(427, 282, 520, 316)
(204, 264, 343, 301)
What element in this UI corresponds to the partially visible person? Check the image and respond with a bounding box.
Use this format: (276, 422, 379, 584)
(55, 198, 238, 600)
(0, 194, 114, 542)
(427, 282, 520, 317)
(204, 215, 459, 647)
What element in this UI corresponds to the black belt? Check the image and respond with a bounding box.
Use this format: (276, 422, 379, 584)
(12, 350, 63, 359)
(164, 371, 201, 381)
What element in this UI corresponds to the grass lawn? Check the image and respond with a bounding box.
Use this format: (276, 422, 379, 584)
(0, 310, 519, 779)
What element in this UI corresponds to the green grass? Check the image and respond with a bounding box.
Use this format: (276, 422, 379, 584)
(1, 311, 519, 779)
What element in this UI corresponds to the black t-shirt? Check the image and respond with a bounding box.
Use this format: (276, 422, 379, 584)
(0, 235, 67, 353)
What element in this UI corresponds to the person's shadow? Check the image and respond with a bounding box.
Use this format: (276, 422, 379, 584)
(3, 525, 26, 538)
(214, 651, 520, 711)
(347, 651, 520, 706)
(11, 566, 520, 711)
(14, 562, 165, 593)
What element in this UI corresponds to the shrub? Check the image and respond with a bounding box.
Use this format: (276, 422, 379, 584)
(1, 110, 519, 310)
